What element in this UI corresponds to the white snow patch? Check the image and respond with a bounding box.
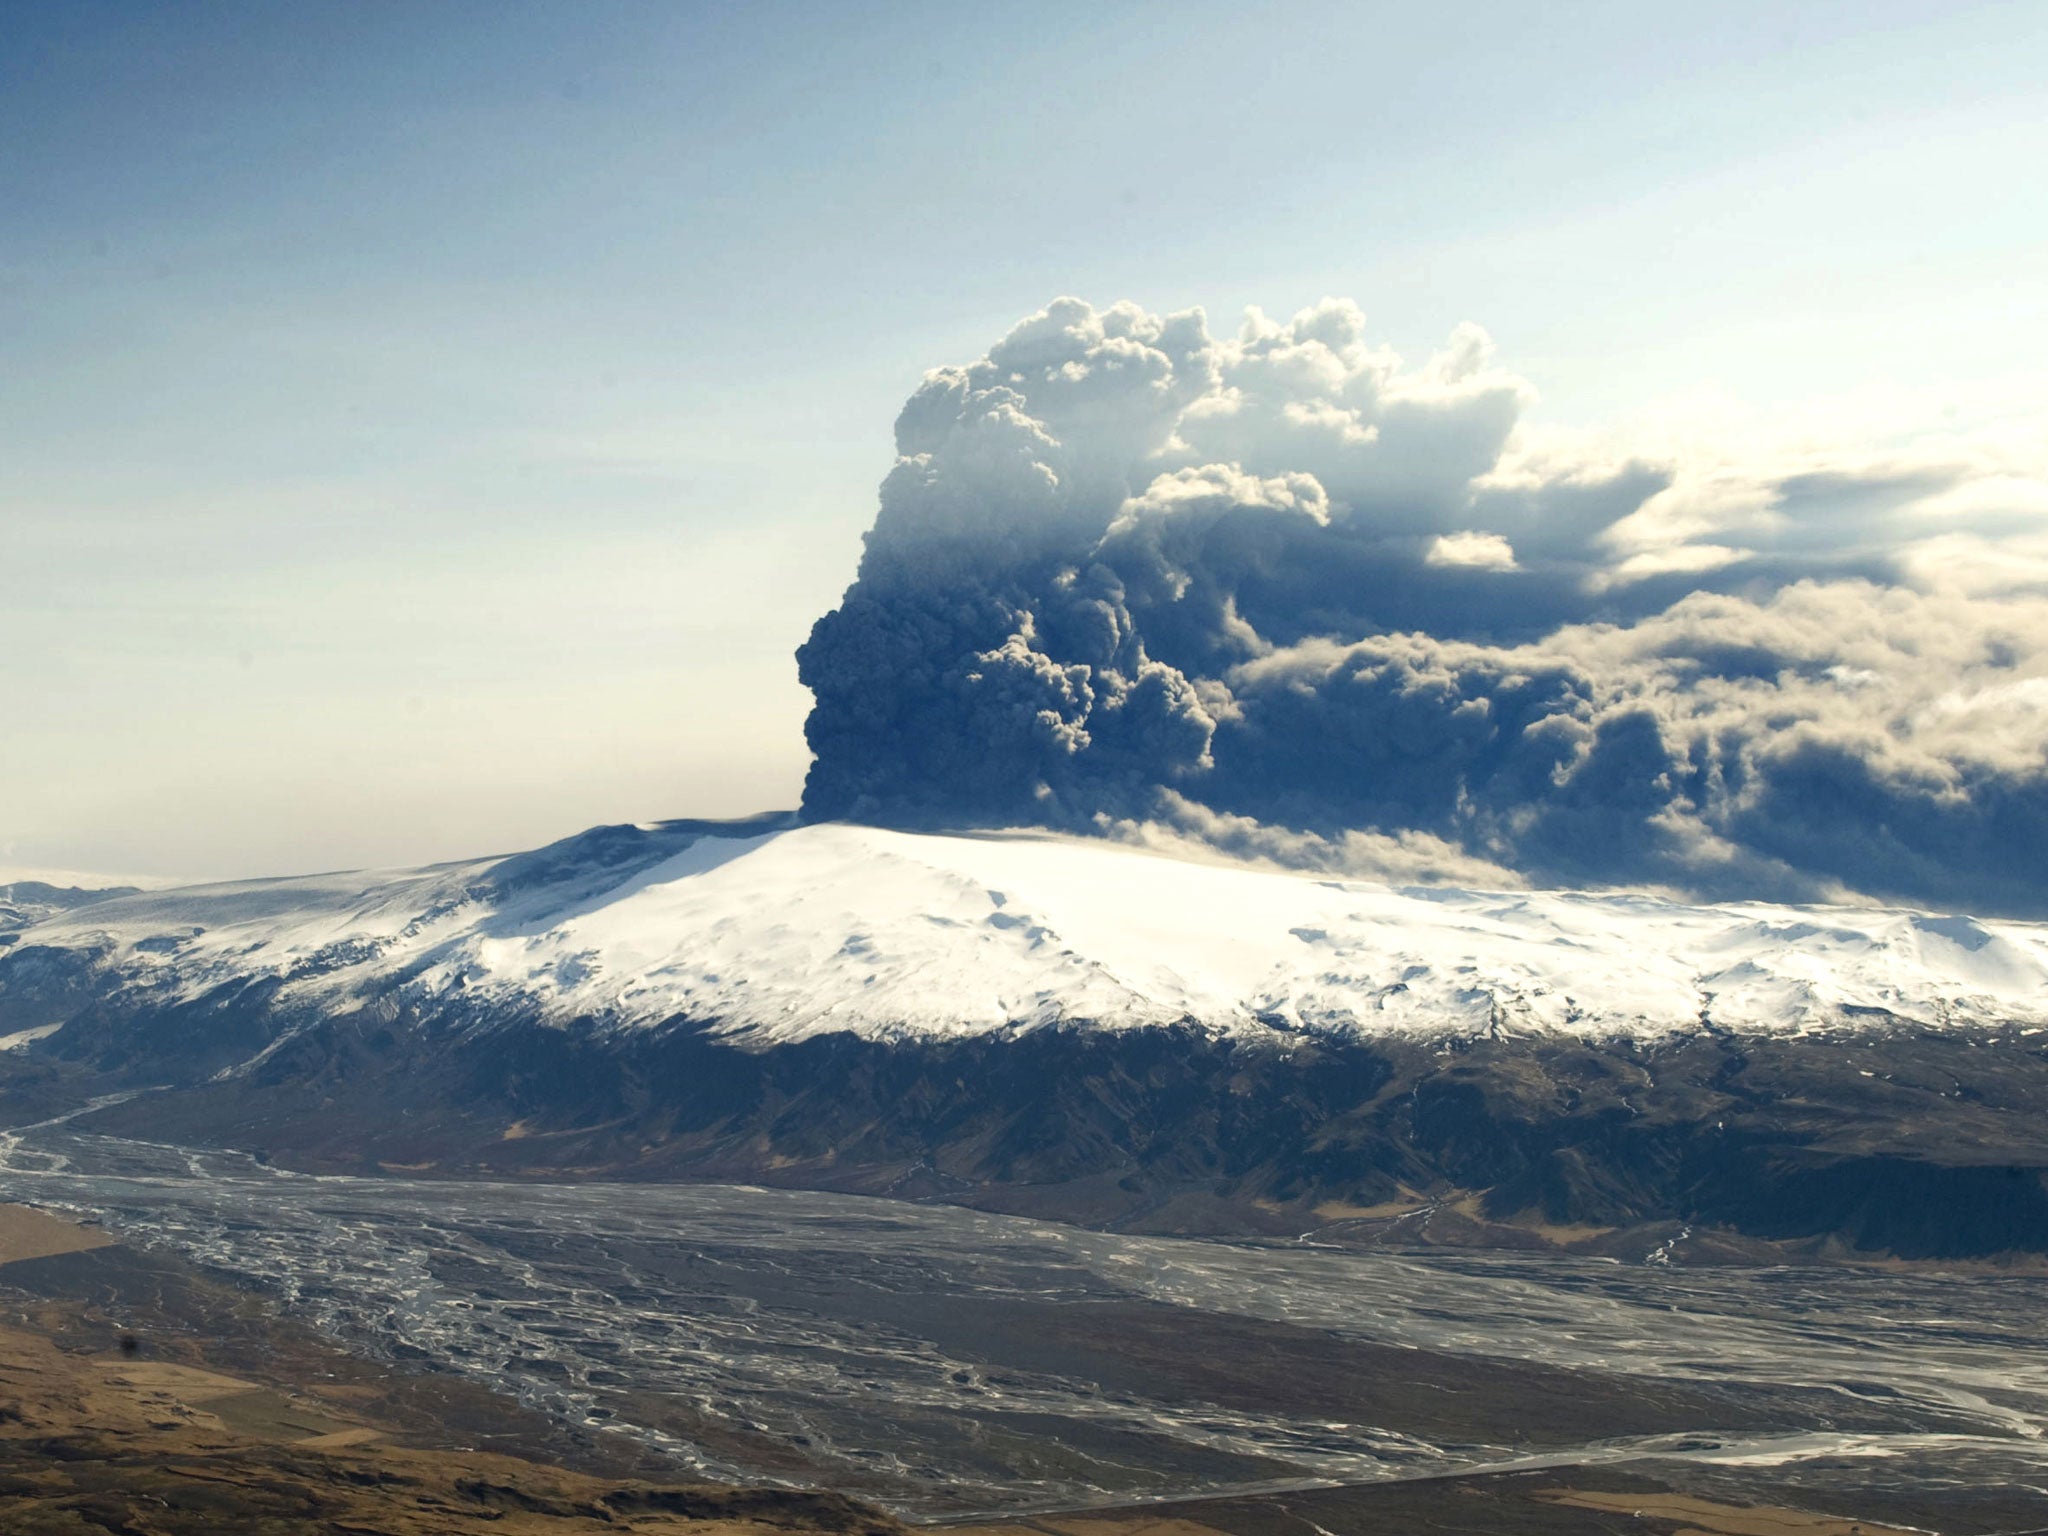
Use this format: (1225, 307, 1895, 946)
(0, 1024, 62, 1051)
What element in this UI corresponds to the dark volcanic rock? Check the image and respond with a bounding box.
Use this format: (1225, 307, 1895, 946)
(14, 971, 2048, 1261)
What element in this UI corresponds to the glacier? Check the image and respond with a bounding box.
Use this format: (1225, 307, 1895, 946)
(9, 818, 2048, 1052)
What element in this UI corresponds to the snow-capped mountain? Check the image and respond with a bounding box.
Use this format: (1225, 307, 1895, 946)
(9, 818, 2048, 1052)
(6, 817, 2048, 1261)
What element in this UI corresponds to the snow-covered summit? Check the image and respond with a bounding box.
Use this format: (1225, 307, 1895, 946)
(12, 820, 2048, 1047)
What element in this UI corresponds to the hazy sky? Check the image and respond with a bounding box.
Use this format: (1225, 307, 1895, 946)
(5, 0, 2045, 882)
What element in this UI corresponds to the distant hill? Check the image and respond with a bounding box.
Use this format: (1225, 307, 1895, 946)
(0, 880, 141, 936)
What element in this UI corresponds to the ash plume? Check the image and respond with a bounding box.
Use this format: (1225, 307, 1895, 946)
(798, 297, 2048, 914)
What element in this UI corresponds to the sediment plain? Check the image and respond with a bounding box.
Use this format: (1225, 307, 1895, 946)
(3, 1114, 2046, 1534)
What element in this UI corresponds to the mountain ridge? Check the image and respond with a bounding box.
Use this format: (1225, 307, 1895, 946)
(6, 817, 2048, 1262)
(8, 817, 2048, 1053)
(0, 879, 142, 938)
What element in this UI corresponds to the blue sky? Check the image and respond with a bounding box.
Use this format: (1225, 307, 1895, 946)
(5, 0, 2045, 880)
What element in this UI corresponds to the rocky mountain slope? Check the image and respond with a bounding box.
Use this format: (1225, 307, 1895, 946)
(4, 818, 2048, 1259)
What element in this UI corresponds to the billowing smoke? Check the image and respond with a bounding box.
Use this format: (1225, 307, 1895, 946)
(798, 297, 2048, 915)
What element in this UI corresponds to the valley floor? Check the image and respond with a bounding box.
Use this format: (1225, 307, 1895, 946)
(1, 1206, 2034, 1536)
(943, 1470, 1978, 1536)
(3, 1162, 2047, 1535)
(0, 1204, 902, 1536)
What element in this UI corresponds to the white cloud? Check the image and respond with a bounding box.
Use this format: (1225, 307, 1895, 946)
(1425, 530, 1518, 570)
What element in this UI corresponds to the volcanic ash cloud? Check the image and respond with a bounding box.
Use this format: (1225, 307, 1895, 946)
(797, 296, 2048, 915)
